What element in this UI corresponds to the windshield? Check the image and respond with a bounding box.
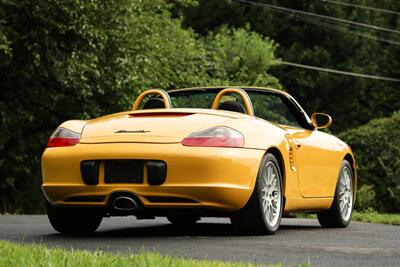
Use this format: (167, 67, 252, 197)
(169, 88, 305, 128)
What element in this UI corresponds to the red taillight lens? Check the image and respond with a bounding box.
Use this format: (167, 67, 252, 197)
(182, 126, 244, 148)
(47, 128, 80, 148)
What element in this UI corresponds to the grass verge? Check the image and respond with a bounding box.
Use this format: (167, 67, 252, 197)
(0, 240, 310, 267)
(296, 211, 400, 225)
(352, 210, 400, 225)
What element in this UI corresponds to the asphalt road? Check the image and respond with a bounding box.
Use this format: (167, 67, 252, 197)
(0, 215, 399, 266)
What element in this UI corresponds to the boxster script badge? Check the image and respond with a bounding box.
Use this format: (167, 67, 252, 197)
(114, 130, 150, 133)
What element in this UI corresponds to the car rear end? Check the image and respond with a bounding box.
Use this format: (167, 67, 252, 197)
(41, 109, 265, 216)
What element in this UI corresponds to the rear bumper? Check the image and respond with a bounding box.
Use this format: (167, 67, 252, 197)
(42, 143, 264, 212)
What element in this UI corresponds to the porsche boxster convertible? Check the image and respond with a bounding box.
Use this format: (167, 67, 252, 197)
(42, 86, 356, 235)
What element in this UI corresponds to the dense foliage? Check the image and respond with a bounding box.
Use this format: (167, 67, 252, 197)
(0, 0, 399, 213)
(339, 112, 400, 212)
(175, 0, 400, 132)
(0, 0, 278, 213)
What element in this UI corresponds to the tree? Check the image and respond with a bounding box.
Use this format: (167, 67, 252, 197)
(0, 0, 279, 213)
(175, 0, 400, 132)
(339, 111, 400, 212)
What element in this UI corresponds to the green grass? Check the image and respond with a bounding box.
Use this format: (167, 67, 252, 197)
(0, 240, 310, 267)
(352, 210, 400, 225)
(296, 211, 400, 225)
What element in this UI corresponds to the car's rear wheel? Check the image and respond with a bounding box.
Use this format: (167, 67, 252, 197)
(46, 202, 102, 234)
(230, 153, 283, 235)
(317, 160, 354, 228)
(167, 215, 200, 226)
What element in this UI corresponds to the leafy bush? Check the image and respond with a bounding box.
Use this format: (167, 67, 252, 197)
(0, 0, 279, 213)
(354, 185, 376, 211)
(339, 111, 400, 213)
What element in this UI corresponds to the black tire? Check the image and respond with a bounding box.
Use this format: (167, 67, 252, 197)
(230, 153, 284, 235)
(47, 202, 103, 234)
(167, 215, 200, 226)
(317, 160, 354, 228)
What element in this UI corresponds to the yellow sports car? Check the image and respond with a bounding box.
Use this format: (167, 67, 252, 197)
(42, 87, 356, 235)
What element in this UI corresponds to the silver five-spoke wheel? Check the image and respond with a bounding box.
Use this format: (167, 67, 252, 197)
(261, 162, 282, 228)
(230, 153, 283, 234)
(317, 159, 354, 228)
(339, 166, 353, 222)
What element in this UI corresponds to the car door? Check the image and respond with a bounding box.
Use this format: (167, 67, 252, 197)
(286, 128, 338, 198)
(247, 90, 339, 198)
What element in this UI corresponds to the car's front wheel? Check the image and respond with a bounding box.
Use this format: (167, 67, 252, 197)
(317, 160, 354, 228)
(230, 153, 283, 235)
(47, 202, 103, 234)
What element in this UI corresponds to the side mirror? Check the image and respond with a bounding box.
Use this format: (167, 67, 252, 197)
(311, 113, 332, 129)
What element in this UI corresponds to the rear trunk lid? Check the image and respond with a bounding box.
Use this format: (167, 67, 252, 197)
(80, 109, 244, 144)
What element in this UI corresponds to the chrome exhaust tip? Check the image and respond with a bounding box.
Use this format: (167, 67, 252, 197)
(112, 196, 137, 211)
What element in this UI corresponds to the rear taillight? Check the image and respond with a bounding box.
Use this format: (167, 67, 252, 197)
(47, 128, 80, 148)
(182, 126, 244, 148)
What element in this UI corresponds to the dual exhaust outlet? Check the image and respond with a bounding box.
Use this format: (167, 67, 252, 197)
(112, 196, 137, 211)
